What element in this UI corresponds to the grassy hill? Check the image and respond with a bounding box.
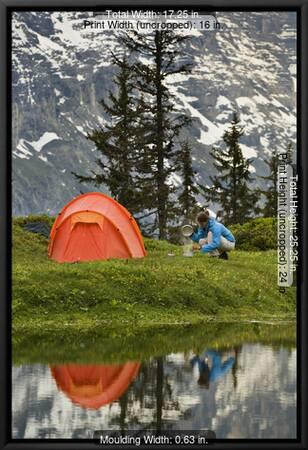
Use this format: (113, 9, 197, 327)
(12, 218, 296, 336)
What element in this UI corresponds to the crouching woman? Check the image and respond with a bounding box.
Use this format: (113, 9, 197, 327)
(192, 211, 235, 259)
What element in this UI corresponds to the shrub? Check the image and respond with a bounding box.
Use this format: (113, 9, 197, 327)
(13, 214, 56, 228)
(229, 217, 277, 251)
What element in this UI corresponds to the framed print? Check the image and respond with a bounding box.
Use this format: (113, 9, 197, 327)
(1, 0, 307, 449)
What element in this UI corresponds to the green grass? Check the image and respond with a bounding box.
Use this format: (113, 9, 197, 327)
(12, 219, 296, 337)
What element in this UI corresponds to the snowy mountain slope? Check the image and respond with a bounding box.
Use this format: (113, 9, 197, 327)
(11, 11, 296, 215)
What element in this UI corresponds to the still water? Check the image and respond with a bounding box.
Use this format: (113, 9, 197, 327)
(12, 326, 297, 439)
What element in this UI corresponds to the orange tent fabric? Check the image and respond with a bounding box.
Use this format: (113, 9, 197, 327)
(50, 362, 141, 409)
(48, 192, 146, 263)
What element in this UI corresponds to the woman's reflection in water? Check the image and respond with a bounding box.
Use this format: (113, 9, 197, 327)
(190, 350, 236, 388)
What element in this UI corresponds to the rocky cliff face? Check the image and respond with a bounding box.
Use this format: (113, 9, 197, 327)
(12, 11, 296, 215)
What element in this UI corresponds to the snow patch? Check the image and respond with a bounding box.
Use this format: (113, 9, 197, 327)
(280, 30, 296, 39)
(260, 136, 270, 148)
(76, 125, 87, 135)
(288, 64, 296, 75)
(252, 94, 269, 105)
(166, 84, 226, 146)
(199, 125, 225, 147)
(29, 132, 61, 152)
(54, 71, 72, 79)
(53, 13, 86, 47)
(12, 21, 29, 46)
(236, 97, 257, 111)
(216, 96, 232, 108)
(35, 32, 64, 53)
(13, 150, 29, 160)
(16, 139, 33, 157)
(169, 172, 182, 187)
(240, 143, 258, 159)
(289, 64, 296, 91)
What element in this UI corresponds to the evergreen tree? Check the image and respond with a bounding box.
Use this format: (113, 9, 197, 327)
(72, 54, 145, 215)
(120, 30, 192, 239)
(177, 141, 199, 220)
(259, 149, 279, 217)
(260, 143, 293, 217)
(199, 113, 259, 225)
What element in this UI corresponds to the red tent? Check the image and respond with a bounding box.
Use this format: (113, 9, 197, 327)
(48, 192, 146, 263)
(50, 362, 141, 409)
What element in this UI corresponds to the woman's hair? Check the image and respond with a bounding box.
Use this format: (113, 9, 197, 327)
(197, 210, 210, 223)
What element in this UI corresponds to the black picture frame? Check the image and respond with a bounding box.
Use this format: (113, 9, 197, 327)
(1, 0, 307, 449)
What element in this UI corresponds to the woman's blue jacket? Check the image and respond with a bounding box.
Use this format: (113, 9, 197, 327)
(191, 218, 235, 253)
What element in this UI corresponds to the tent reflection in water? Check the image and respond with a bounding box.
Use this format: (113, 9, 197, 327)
(48, 192, 147, 263)
(50, 362, 141, 409)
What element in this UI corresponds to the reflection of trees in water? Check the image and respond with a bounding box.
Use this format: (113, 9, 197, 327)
(110, 349, 242, 431)
(119, 391, 128, 434)
(110, 344, 296, 437)
(50, 347, 242, 432)
(12, 343, 297, 439)
(232, 346, 241, 390)
(109, 356, 183, 432)
(156, 357, 163, 433)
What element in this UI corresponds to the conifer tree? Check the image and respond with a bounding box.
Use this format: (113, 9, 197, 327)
(199, 113, 259, 225)
(177, 141, 199, 220)
(260, 143, 293, 217)
(259, 149, 279, 217)
(72, 54, 144, 215)
(120, 30, 192, 239)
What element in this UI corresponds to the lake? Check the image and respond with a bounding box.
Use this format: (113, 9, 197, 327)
(12, 322, 297, 439)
